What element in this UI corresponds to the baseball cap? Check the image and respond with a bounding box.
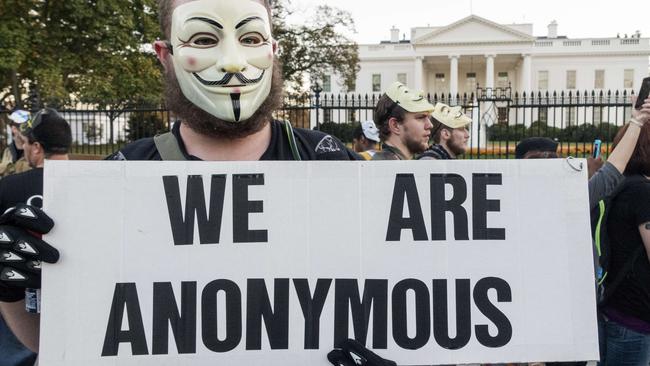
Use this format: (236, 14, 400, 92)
(385, 82, 435, 113)
(8, 110, 31, 125)
(20, 108, 61, 136)
(515, 137, 559, 159)
(360, 120, 380, 142)
(19, 108, 72, 153)
(431, 103, 472, 129)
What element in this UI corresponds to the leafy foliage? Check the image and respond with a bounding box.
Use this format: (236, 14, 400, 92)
(527, 121, 562, 139)
(272, 0, 359, 93)
(125, 111, 168, 142)
(487, 122, 623, 143)
(0, 0, 162, 109)
(1, 0, 360, 113)
(487, 124, 527, 141)
(318, 122, 356, 143)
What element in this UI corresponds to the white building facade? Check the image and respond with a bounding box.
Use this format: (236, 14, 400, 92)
(325, 15, 650, 97)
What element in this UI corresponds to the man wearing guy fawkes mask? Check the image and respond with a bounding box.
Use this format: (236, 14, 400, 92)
(0, 0, 369, 363)
(108, 0, 358, 161)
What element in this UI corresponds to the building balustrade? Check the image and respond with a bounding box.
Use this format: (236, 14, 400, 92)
(533, 37, 645, 48)
(563, 40, 583, 46)
(620, 38, 640, 45)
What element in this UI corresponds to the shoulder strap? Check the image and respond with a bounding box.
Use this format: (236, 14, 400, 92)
(155, 124, 301, 161)
(282, 120, 302, 161)
(594, 199, 607, 282)
(153, 132, 186, 161)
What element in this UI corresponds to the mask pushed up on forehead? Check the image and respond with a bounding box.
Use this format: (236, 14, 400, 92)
(169, 0, 274, 122)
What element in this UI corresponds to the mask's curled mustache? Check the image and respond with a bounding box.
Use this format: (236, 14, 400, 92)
(192, 70, 266, 86)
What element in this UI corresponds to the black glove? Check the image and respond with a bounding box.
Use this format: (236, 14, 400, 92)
(328, 339, 397, 366)
(0, 204, 58, 302)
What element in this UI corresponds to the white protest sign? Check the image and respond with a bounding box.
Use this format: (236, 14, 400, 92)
(40, 160, 598, 365)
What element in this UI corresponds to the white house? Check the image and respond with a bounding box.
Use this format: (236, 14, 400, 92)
(324, 15, 650, 96)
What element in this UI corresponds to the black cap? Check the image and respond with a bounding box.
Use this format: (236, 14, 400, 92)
(21, 108, 72, 154)
(515, 137, 559, 159)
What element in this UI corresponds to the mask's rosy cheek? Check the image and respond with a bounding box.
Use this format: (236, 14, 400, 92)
(176, 47, 219, 72)
(246, 46, 274, 70)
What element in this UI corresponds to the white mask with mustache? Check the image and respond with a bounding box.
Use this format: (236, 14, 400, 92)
(170, 0, 274, 122)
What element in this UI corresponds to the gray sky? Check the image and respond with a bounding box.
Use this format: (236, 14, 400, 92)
(288, 0, 650, 44)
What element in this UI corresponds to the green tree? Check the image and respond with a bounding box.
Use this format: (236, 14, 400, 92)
(0, 0, 34, 107)
(272, 0, 360, 93)
(0, 0, 162, 110)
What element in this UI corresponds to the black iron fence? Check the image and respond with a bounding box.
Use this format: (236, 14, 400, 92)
(0, 88, 636, 158)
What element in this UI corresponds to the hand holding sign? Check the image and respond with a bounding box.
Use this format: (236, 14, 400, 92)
(0, 204, 59, 302)
(328, 339, 397, 366)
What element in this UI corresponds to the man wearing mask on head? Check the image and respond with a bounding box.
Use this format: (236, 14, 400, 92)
(109, 0, 358, 162)
(372, 82, 435, 160)
(0, 0, 359, 359)
(352, 120, 380, 160)
(418, 103, 471, 160)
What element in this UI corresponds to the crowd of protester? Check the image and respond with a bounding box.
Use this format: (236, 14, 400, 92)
(0, 0, 649, 365)
(354, 82, 650, 366)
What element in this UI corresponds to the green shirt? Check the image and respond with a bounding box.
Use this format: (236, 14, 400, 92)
(371, 143, 409, 160)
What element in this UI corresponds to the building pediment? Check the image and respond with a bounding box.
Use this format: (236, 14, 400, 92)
(414, 15, 535, 45)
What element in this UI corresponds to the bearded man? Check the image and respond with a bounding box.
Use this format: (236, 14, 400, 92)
(0, 0, 360, 360)
(108, 0, 357, 161)
(418, 103, 471, 160)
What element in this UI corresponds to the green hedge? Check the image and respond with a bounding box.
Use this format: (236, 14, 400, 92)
(487, 122, 622, 143)
(317, 122, 357, 143)
(318, 121, 623, 145)
(125, 111, 168, 142)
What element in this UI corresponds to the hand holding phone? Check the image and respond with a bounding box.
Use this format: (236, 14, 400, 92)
(592, 139, 602, 159)
(635, 77, 650, 110)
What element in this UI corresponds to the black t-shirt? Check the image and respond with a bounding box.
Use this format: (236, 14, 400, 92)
(0, 168, 43, 212)
(606, 176, 650, 323)
(418, 144, 452, 160)
(107, 120, 360, 161)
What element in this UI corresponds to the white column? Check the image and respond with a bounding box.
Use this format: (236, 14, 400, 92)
(485, 54, 495, 93)
(414, 56, 424, 91)
(522, 54, 532, 93)
(449, 55, 459, 100)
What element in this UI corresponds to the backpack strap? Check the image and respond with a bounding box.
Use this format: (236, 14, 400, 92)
(155, 122, 301, 161)
(594, 199, 607, 284)
(153, 132, 186, 161)
(282, 120, 302, 161)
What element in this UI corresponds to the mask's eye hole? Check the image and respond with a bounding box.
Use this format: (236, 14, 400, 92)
(240, 33, 264, 46)
(190, 33, 218, 47)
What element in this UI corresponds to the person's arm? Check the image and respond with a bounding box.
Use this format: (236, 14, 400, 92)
(606, 97, 650, 173)
(586, 156, 604, 179)
(587, 97, 650, 207)
(0, 301, 40, 352)
(0, 205, 60, 354)
(588, 161, 623, 208)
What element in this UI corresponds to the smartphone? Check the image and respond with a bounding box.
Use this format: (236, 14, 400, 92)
(635, 77, 650, 110)
(593, 139, 602, 159)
